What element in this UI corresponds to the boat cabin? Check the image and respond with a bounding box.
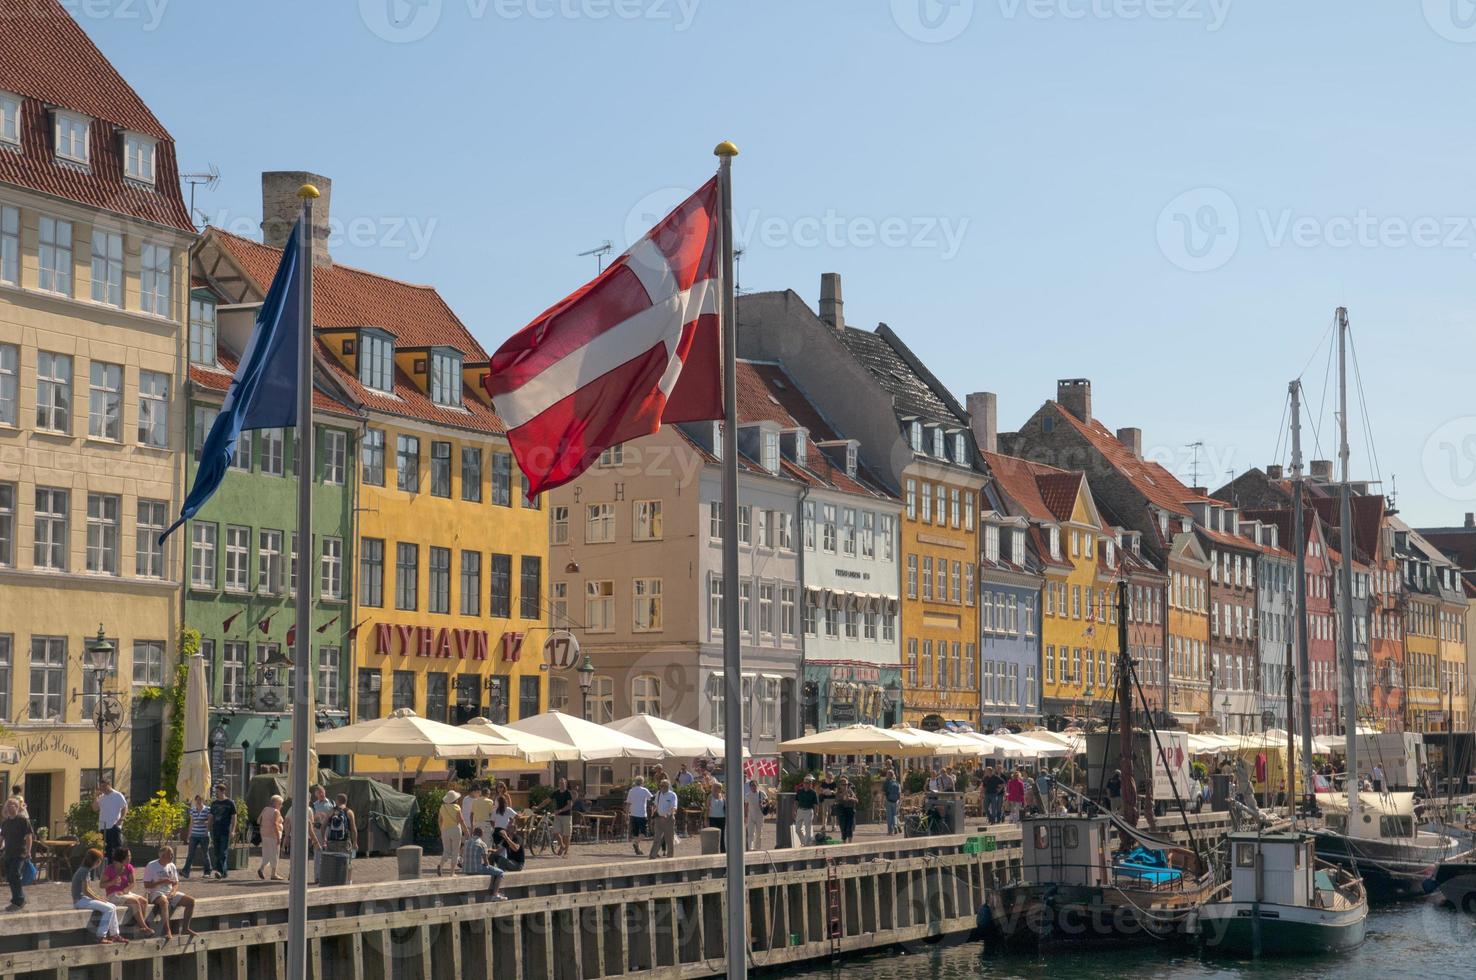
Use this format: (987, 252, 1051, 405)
(1228, 832, 1316, 908)
(1021, 814, 1112, 887)
(1315, 792, 1417, 842)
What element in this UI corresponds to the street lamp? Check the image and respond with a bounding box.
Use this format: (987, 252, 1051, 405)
(84, 626, 114, 795)
(1221, 696, 1232, 735)
(577, 655, 596, 793)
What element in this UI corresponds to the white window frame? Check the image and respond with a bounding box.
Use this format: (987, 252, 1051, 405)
(53, 110, 89, 165)
(38, 216, 72, 296)
(322, 429, 346, 485)
(224, 525, 250, 592)
(90, 229, 123, 307)
(632, 577, 663, 632)
(0, 92, 18, 147)
(0, 206, 17, 287)
(632, 499, 663, 541)
(631, 673, 662, 717)
(550, 505, 569, 545)
(123, 131, 156, 184)
(261, 428, 285, 476)
(137, 370, 169, 448)
(189, 294, 217, 365)
(85, 492, 119, 575)
(359, 330, 394, 393)
(429, 348, 462, 406)
(87, 360, 122, 441)
(585, 579, 615, 632)
(321, 536, 344, 600)
(586, 502, 615, 543)
(190, 521, 217, 589)
(135, 498, 166, 578)
(140, 243, 172, 317)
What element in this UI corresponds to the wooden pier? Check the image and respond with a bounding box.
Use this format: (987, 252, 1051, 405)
(1, 811, 1241, 980)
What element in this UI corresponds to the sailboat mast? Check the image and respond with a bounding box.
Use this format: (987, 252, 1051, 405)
(1336, 307, 1359, 825)
(1290, 381, 1314, 800)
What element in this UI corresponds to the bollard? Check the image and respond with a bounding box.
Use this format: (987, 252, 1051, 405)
(319, 851, 349, 887)
(776, 792, 795, 849)
(397, 844, 423, 879)
(699, 827, 722, 855)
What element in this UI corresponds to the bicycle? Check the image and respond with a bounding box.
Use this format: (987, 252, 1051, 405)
(523, 810, 556, 856)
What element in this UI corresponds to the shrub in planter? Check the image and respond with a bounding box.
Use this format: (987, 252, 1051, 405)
(527, 784, 553, 811)
(121, 791, 185, 848)
(414, 787, 447, 840)
(675, 783, 707, 812)
(903, 770, 928, 795)
(66, 800, 98, 840)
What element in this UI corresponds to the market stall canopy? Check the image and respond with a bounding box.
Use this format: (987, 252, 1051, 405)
(504, 710, 664, 761)
(779, 724, 939, 757)
(607, 714, 749, 759)
(460, 717, 582, 763)
(287, 708, 523, 761)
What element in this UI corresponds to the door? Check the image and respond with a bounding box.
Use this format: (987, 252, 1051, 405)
(23, 773, 52, 837)
(131, 702, 164, 804)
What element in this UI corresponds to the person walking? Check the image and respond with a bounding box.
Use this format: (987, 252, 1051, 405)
(982, 766, 1005, 824)
(677, 764, 694, 787)
(1004, 770, 1025, 823)
(650, 779, 679, 859)
(436, 790, 464, 876)
(321, 794, 358, 884)
(142, 845, 198, 939)
(818, 772, 838, 831)
(93, 777, 127, 858)
(180, 794, 212, 880)
(794, 775, 819, 845)
(257, 795, 285, 881)
(308, 785, 335, 884)
(1, 798, 31, 912)
(882, 769, 901, 835)
(208, 784, 238, 880)
(1106, 769, 1123, 815)
(743, 779, 766, 850)
(548, 778, 574, 857)
(707, 783, 727, 853)
(72, 849, 124, 945)
(626, 776, 653, 855)
(833, 777, 858, 844)
(1372, 763, 1386, 793)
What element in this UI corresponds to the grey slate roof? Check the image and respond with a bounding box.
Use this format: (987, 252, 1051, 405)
(833, 323, 969, 428)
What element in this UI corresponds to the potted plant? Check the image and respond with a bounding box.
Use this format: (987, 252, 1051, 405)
(413, 787, 446, 854)
(229, 799, 251, 871)
(119, 790, 184, 866)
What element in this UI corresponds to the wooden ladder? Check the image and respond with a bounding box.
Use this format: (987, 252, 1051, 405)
(826, 856, 842, 954)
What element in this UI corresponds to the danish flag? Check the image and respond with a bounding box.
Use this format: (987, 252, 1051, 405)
(483, 179, 724, 498)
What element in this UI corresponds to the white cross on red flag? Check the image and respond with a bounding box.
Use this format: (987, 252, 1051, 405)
(483, 178, 724, 498)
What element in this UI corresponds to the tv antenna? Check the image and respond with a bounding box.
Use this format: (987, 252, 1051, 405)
(180, 164, 221, 231)
(578, 240, 613, 275)
(735, 246, 746, 294)
(1185, 440, 1205, 487)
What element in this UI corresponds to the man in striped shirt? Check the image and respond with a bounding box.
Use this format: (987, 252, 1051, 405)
(180, 794, 212, 879)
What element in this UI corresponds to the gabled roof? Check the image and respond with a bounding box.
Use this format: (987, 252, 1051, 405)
(1036, 472, 1084, 524)
(0, 0, 192, 232)
(1045, 403, 1206, 516)
(1417, 525, 1476, 573)
(980, 451, 1079, 570)
(189, 348, 357, 421)
(832, 323, 969, 429)
(1309, 495, 1386, 565)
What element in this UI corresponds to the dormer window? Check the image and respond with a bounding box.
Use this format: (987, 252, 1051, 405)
(761, 430, 780, 474)
(932, 427, 945, 459)
(189, 293, 217, 366)
(429, 348, 462, 406)
(0, 92, 18, 147)
(359, 329, 394, 393)
(953, 432, 967, 463)
(909, 420, 922, 453)
(1012, 529, 1026, 562)
(123, 132, 156, 185)
(845, 442, 858, 479)
(52, 110, 89, 166)
(1048, 526, 1061, 560)
(1106, 540, 1115, 566)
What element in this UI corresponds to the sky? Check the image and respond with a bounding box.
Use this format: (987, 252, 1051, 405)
(75, 0, 1476, 528)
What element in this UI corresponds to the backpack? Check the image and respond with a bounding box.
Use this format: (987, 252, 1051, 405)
(326, 808, 349, 843)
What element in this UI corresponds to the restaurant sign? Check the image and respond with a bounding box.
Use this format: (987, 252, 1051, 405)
(373, 624, 528, 663)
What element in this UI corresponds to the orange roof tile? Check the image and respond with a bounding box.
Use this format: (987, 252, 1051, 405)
(189, 349, 357, 419)
(1046, 403, 1201, 516)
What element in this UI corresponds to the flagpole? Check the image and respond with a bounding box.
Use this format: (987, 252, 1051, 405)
(714, 139, 746, 980)
(287, 183, 318, 979)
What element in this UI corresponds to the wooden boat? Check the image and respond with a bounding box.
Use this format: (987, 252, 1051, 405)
(1197, 830, 1367, 956)
(1311, 791, 1467, 902)
(990, 812, 1218, 947)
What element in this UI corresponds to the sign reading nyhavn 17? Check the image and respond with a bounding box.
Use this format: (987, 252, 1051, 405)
(372, 624, 526, 662)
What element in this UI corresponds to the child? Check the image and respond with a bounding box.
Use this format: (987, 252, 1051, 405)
(101, 848, 153, 937)
(72, 849, 125, 945)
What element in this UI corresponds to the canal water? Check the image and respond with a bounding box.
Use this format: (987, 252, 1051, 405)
(774, 904, 1476, 979)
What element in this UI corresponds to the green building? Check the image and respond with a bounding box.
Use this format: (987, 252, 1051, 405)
(182, 279, 361, 794)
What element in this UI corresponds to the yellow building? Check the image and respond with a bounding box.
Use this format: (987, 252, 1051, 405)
(0, 7, 196, 831)
(1166, 533, 1212, 727)
(202, 199, 549, 783)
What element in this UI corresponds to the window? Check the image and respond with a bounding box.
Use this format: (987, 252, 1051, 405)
(634, 577, 663, 631)
(549, 581, 569, 629)
(586, 675, 615, 724)
(907, 638, 919, 686)
(134, 498, 165, 577)
(359, 331, 394, 392)
(521, 473, 540, 508)
(427, 546, 450, 613)
(759, 676, 778, 739)
(0, 206, 16, 288)
(548, 675, 570, 713)
(491, 452, 512, 505)
(36, 351, 72, 432)
(740, 505, 752, 545)
(0, 343, 14, 427)
(190, 521, 216, 587)
(137, 371, 169, 448)
(424, 441, 450, 497)
(255, 529, 282, 594)
(28, 637, 66, 721)
(964, 563, 974, 606)
(458, 551, 481, 616)
(260, 427, 285, 476)
(921, 483, 932, 523)
(778, 511, 794, 550)
(910, 421, 923, 452)
(396, 435, 420, 492)
(841, 508, 857, 556)
(951, 560, 962, 603)
(632, 674, 662, 716)
(38, 217, 73, 296)
(357, 668, 383, 721)
(189, 295, 217, 365)
(586, 503, 614, 543)
(429, 349, 462, 406)
(633, 500, 663, 541)
(708, 574, 725, 633)
(907, 555, 918, 598)
(520, 557, 541, 619)
(322, 430, 346, 485)
(140, 244, 172, 317)
(392, 670, 417, 712)
(932, 427, 945, 458)
(360, 538, 384, 607)
(461, 447, 482, 501)
(550, 506, 569, 545)
(780, 586, 797, 637)
(362, 429, 385, 486)
(755, 582, 775, 636)
(83, 493, 119, 574)
(599, 445, 623, 467)
(395, 543, 419, 610)
(33, 487, 68, 570)
(85, 361, 122, 440)
(741, 581, 754, 634)
(586, 580, 615, 632)
(820, 505, 836, 553)
(922, 557, 933, 600)
(0, 92, 16, 146)
(53, 110, 89, 164)
(322, 537, 344, 600)
(224, 525, 250, 591)
(489, 554, 511, 617)
(318, 647, 342, 711)
(221, 642, 247, 707)
(950, 488, 961, 527)
(711, 500, 723, 541)
(90, 230, 123, 307)
(516, 675, 539, 721)
(132, 640, 165, 687)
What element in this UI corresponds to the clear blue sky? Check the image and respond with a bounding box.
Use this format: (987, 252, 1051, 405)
(83, 0, 1476, 527)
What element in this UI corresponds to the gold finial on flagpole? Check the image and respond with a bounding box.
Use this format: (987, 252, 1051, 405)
(713, 140, 739, 158)
(297, 183, 321, 200)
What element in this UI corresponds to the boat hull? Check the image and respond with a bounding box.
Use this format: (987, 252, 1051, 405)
(1197, 901, 1367, 956)
(1311, 831, 1457, 902)
(991, 882, 1209, 949)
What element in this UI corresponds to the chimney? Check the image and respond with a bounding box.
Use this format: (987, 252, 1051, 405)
(1466, 513, 1474, 529)
(1309, 460, 1333, 483)
(1057, 378, 1091, 422)
(967, 391, 998, 454)
(1266, 464, 1283, 480)
(261, 171, 332, 267)
(818, 272, 844, 331)
(1191, 486, 1208, 497)
(1116, 427, 1142, 459)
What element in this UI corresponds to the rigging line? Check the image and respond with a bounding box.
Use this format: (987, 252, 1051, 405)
(1295, 311, 1339, 382)
(1270, 389, 1291, 475)
(1346, 327, 1384, 489)
(1308, 328, 1337, 461)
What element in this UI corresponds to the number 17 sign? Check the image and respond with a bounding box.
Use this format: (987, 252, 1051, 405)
(543, 630, 580, 671)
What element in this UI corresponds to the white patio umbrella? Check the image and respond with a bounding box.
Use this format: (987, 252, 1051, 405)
(888, 724, 970, 756)
(176, 653, 212, 801)
(779, 724, 938, 757)
(504, 710, 664, 761)
(287, 707, 523, 762)
(607, 714, 750, 759)
(460, 717, 582, 763)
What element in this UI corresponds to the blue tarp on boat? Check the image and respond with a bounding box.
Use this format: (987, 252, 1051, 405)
(1114, 846, 1183, 884)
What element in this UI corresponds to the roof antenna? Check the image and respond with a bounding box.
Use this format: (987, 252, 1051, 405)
(181, 164, 221, 231)
(578, 240, 613, 275)
(735, 246, 746, 295)
(1185, 440, 1205, 487)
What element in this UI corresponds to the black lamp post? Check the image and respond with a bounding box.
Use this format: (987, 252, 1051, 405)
(84, 625, 114, 794)
(577, 655, 596, 793)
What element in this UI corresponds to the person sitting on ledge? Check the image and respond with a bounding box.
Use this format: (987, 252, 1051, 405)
(465, 827, 507, 901)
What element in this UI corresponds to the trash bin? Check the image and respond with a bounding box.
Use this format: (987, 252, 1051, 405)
(1210, 773, 1231, 812)
(776, 793, 795, 849)
(319, 851, 350, 887)
(397, 844, 422, 879)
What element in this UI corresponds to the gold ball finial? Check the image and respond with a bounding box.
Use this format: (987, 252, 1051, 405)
(713, 140, 740, 158)
(297, 184, 321, 200)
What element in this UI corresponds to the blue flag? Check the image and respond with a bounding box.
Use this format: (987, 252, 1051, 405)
(162, 222, 304, 541)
